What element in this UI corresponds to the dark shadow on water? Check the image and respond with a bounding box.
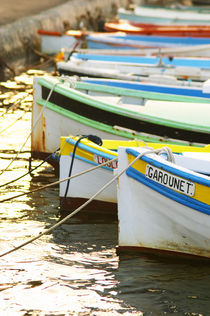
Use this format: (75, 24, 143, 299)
(113, 251, 210, 315)
(6, 160, 210, 315)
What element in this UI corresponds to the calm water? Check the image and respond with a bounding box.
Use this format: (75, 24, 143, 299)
(0, 71, 210, 315)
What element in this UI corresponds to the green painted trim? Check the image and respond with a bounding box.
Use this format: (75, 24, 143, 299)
(37, 77, 210, 132)
(38, 76, 210, 104)
(37, 98, 157, 142)
(38, 98, 202, 146)
(75, 81, 210, 104)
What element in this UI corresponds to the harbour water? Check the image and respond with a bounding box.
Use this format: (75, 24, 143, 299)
(0, 70, 210, 315)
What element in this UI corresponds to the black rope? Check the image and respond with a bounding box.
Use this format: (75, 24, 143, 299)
(59, 134, 102, 211)
(0, 148, 60, 189)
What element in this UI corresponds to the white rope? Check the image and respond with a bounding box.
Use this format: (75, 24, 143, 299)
(0, 157, 118, 203)
(0, 146, 173, 258)
(59, 75, 79, 88)
(0, 109, 29, 135)
(0, 81, 58, 176)
(157, 146, 175, 163)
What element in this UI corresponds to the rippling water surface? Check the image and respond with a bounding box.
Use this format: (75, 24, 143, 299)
(0, 71, 210, 315)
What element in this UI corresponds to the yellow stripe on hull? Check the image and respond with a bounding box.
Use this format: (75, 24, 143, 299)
(60, 136, 210, 157)
(127, 153, 210, 206)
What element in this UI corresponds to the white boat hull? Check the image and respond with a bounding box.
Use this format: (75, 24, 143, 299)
(60, 155, 116, 208)
(117, 147, 210, 258)
(31, 102, 126, 156)
(60, 58, 210, 81)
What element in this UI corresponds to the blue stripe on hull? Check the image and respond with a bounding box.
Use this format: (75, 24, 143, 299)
(82, 79, 210, 98)
(126, 148, 210, 186)
(126, 167, 210, 215)
(74, 53, 210, 69)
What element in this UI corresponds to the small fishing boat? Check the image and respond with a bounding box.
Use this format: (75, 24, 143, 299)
(118, 6, 210, 25)
(58, 44, 210, 59)
(59, 136, 210, 216)
(37, 29, 83, 55)
(86, 33, 210, 49)
(81, 77, 210, 98)
(57, 55, 210, 82)
(32, 76, 210, 164)
(105, 19, 210, 37)
(38, 28, 210, 55)
(117, 146, 210, 258)
(70, 53, 210, 69)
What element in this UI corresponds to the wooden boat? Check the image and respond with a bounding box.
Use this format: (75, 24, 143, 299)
(59, 136, 210, 215)
(105, 19, 210, 37)
(32, 76, 210, 163)
(70, 53, 210, 69)
(58, 45, 210, 59)
(86, 33, 210, 49)
(118, 6, 210, 25)
(137, 4, 210, 13)
(38, 28, 210, 55)
(57, 56, 210, 81)
(117, 146, 210, 258)
(81, 77, 210, 98)
(57, 59, 199, 85)
(56, 44, 210, 61)
(37, 29, 84, 55)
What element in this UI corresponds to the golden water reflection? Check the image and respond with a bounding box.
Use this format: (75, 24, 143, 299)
(0, 70, 142, 314)
(0, 70, 209, 315)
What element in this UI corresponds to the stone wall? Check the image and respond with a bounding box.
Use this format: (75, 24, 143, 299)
(0, 0, 129, 77)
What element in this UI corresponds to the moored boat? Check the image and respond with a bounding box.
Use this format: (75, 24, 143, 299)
(38, 28, 210, 56)
(81, 77, 210, 98)
(105, 19, 210, 37)
(117, 146, 210, 258)
(57, 56, 210, 82)
(70, 53, 210, 69)
(59, 136, 210, 216)
(85, 33, 210, 49)
(37, 29, 83, 55)
(118, 6, 210, 24)
(31, 76, 210, 164)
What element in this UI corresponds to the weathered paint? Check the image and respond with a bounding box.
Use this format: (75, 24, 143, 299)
(117, 147, 210, 259)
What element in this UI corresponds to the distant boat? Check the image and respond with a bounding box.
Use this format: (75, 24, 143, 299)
(31, 76, 210, 164)
(59, 45, 210, 59)
(81, 77, 210, 99)
(86, 33, 210, 49)
(59, 136, 210, 215)
(105, 19, 210, 37)
(70, 53, 210, 69)
(57, 54, 210, 81)
(38, 28, 210, 55)
(118, 6, 210, 24)
(117, 146, 210, 258)
(37, 29, 83, 55)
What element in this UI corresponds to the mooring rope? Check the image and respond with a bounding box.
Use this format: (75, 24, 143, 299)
(0, 108, 30, 135)
(0, 81, 58, 176)
(0, 148, 60, 189)
(0, 146, 173, 258)
(0, 157, 118, 203)
(0, 93, 30, 119)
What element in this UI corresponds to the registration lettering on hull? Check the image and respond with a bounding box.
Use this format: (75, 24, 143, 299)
(94, 154, 118, 169)
(146, 164, 195, 197)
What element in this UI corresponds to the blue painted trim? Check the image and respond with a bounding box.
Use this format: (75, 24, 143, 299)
(87, 34, 210, 45)
(68, 153, 113, 171)
(126, 148, 210, 187)
(65, 137, 116, 160)
(82, 78, 210, 99)
(110, 34, 210, 45)
(51, 153, 60, 162)
(73, 52, 210, 68)
(126, 167, 210, 215)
